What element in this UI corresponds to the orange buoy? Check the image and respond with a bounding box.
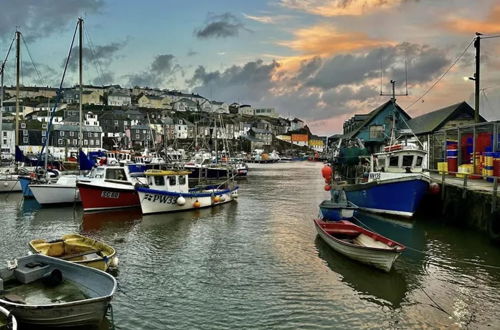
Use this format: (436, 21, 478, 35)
(321, 165, 333, 179)
(193, 200, 201, 208)
(428, 182, 440, 195)
(213, 196, 220, 203)
(324, 184, 332, 191)
(324, 178, 331, 184)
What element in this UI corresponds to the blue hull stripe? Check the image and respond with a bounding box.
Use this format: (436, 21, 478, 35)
(136, 186, 238, 198)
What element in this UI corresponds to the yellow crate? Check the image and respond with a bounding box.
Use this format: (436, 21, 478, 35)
(437, 162, 448, 174)
(457, 164, 474, 178)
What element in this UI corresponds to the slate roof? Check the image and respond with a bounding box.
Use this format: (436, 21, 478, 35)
(53, 124, 102, 132)
(407, 101, 485, 135)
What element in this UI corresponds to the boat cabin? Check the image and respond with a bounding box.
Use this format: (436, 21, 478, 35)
(145, 170, 190, 193)
(87, 166, 135, 181)
(106, 151, 132, 165)
(374, 147, 426, 173)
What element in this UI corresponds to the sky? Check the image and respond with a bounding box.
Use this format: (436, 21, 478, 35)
(1, 0, 500, 135)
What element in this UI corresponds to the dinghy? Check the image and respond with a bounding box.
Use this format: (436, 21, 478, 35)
(0, 254, 116, 327)
(0, 305, 17, 330)
(28, 234, 118, 271)
(314, 219, 405, 272)
(319, 189, 357, 221)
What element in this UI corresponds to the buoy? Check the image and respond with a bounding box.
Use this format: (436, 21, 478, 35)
(325, 178, 331, 184)
(219, 196, 225, 202)
(324, 184, 332, 191)
(428, 182, 440, 195)
(3, 182, 8, 187)
(176, 196, 186, 206)
(213, 196, 220, 203)
(110, 256, 119, 268)
(231, 191, 238, 198)
(193, 200, 201, 208)
(321, 165, 333, 179)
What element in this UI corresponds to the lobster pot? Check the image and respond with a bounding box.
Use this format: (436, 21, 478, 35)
(485, 152, 494, 167)
(485, 165, 494, 182)
(494, 153, 500, 178)
(446, 145, 458, 174)
(470, 152, 482, 174)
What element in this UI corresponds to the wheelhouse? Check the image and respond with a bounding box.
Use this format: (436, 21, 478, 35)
(375, 149, 426, 173)
(145, 170, 190, 193)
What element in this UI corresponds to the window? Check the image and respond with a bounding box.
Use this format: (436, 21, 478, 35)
(106, 168, 126, 181)
(389, 156, 399, 167)
(154, 176, 165, 186)
(90, 139, 94, 146)
(60, 131, 64, 137)
(70, 131, 74, 137)
(23, 137, 28, 143)
(135, 134, 140, 139)
(416, 156, 423, 167)
(58, 139, 63, 145)
(2, 139, 6, 145)
(41, 137, 46, 144)
(402, 155, 413, 167)
(2, 132, 6, 137)
(178, 175, 186, 185)
(168, 176, 176, 186)
(42, 131, 46, 137)
(21, 123, 26, 128)
(84, 140, 88, 145)
(23, 130, 28, 136)
(73, 139, 77, 145)
(369, 125, 384, 139)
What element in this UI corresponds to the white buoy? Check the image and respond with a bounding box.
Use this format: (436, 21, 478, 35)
(3, 182, 8, 187)
(177, 196, 186, 206)
(110, 256, 119, 268)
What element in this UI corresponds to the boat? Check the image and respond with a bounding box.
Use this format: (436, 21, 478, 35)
(28, 233, 118, 271)
(0, 174, 21, 193)
(136, 169, 239, 215)
(0, 305, 17, 330)
(0, 253, 116, 327)
(319, 189, 358, 221)
(184, 152, 235, 180)
(30, 174, 81, 205)
(77, 166, 146, 212)
(314, 218, 405, 272)
(337, 144, 429, 218)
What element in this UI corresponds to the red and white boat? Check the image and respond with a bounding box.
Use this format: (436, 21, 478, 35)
(77, 166, 146, 212)
(314, 219, 405, 272)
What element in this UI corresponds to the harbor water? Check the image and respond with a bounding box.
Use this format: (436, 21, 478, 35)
(1, 162, 500, 329)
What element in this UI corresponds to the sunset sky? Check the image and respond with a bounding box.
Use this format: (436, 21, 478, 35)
(1, 0, 500, 135)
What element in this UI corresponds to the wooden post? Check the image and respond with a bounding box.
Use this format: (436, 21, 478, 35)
(457, 127, 462, 166)
(493, 177, 498, 213)
(462, 174, 468, 199)
(441, 171, 446, 200)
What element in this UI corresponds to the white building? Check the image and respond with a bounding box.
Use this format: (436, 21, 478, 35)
(254, 107, 277, 118)
(107, 92, 131, 107)
(239, 105, 254, 116)
(175, 119, 189, 139)
(84, 111, 100, 126)
(211, 101, 229, 114)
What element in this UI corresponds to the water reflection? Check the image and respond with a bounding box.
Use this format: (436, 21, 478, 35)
(81, 208, 143, 232)
(315, 237, 408, 308)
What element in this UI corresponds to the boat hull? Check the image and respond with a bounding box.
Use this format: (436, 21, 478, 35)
(314, 219, 404, 272)
(137, 186, 238, 215)
(0, 176, 21, 193)
(19, 176, 34, 198)
(78, 181, 140, 212)
(319, 200, 357, 221)
(342, 176, 429, 218)
(30, 185, 80, 205)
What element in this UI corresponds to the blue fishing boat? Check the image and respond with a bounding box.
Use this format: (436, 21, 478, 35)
(338, 145, 429, 218)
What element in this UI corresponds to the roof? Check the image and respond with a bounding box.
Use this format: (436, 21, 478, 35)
(53, 124, 102, 132)
(250, 127, 272, 134)
(343, 100, 410, 139)
(407, 101, 485, 135)
(108, 92, 130, 97)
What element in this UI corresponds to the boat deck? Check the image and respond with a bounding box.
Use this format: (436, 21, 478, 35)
(1, 279, 88, 305)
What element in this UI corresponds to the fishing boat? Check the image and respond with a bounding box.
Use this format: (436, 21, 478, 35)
(0, 305, 17, 330)
(77, 166, 146, 212)
(28, 233, 118, 271)
(0, 254, 116, 327)
(136, 169, 238, 215)
(0, 173, 21, 193)
(319, 190, 358, 221)
(30, 174, 81, 205)
(313, 218, 405, 272)
(337, 144, 429, 218)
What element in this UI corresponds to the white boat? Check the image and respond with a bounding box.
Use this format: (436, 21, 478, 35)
(29, 175, 81, 205)
(0, 174, 21, 193)
(0, 254, 116, 327)
(0, 305, 17, 329)
(314, 218, 405, 272)
(136, 169, 238, 215)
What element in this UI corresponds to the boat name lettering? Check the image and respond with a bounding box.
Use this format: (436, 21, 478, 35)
(143, 193, 178, 204)
(369, 172, 381, 180)
(101, 191, 120, 199)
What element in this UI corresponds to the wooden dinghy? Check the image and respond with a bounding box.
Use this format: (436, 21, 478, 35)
(0, 254, 116, 327)
(314, 219, 405, 272)
(29, 234, 117, 271)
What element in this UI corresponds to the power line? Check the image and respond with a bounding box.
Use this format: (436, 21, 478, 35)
(405, 38, 475, 111)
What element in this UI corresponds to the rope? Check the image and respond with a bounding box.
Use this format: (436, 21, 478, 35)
(353, 215, 500, 270)
(20, 34, 43, 84)
(0, 35, 16, 76)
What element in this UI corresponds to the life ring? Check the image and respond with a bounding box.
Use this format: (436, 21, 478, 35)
(487, 210, 500, 242)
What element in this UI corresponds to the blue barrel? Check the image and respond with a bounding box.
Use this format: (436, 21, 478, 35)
(446, 148, 458, 157)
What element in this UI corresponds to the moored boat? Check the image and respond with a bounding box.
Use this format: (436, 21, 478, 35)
(314, 218, 405, 272)
(28, 233, 117, 271)
(29, 175, 81, 205)
(136, 169, 238, 215)
(0, 254, 116, 327)
(0, 305, 17, 330)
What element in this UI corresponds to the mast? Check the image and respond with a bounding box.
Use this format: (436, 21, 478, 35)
(0, 60, 4, 153)
(78, 17, 83, 152)
(15, 30, 20, 147)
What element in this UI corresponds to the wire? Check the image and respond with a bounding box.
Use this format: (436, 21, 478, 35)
(481, 35, 500, 39)
(20, 34, 43, 84)
(0, 35, 16, 76)
(84, 27, 105, 86)
(405, 38, 475, 111)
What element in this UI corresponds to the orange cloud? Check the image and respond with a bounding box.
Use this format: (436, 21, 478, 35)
(280, 0, 402, 16)
(278, 25, 392, 57)
(443, 5, 500, 34)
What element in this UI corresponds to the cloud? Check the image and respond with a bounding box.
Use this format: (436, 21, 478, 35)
(65, 40, 127, 73)
(126, 54, 181, 88)
(242, 13, 292, 24)
(0, 0, 103, 41)
(279, 0, 403, 16)
(187, 50, 198, 57)
(195, 12, 249, 39)
(442, 4, 500, 35)
(278, 24, 392, 57)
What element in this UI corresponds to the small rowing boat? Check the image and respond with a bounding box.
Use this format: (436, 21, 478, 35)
(314, 219, 405, 272)
(0, 254, 116, 327)
(28, 234, 118, 271)
(319, 189, 357, 221)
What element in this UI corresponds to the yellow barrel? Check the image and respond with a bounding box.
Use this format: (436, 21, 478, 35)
(457, 164, 473, 178)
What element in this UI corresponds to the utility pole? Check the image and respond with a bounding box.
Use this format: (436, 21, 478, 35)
(474, 33, 481, 123)
(15, 30, 20, 147)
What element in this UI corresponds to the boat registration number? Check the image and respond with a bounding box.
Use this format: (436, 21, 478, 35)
(143, 193, 178, 204)
(369, 172, 381, 180)
(101, 191, 120, 199)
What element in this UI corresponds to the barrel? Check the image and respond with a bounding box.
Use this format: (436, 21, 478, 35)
(447, 144, 458, 174)
(494, 153, 500, 178)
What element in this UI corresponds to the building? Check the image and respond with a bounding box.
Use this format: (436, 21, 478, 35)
(309, 136, 325, 152)
(1, 122, 15, 154)
(239, 105, 254, 116)
(248, 127, 272, 145)
(52, 124, 103, 149)
(138, 94, 167, 109)
(63, 89, 102, 105)
(210, 101, 229, 114)
(173, 98, 198, 112)
(130, 124, 151, 147)
(291, 133, 308, 147)
(107, 92, 131, 107)
(290, 118, 305, 131)
(254, 108, 278, 118)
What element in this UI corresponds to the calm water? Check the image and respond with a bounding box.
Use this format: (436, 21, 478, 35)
(1, 162, 500, 329)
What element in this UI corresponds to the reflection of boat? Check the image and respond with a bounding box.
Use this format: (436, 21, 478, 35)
(29, 234, 117, 271)
(136, 170, 238, 215)
(315, 237, 408, 308)
(314, 219, 405, 272)
(81, 209, 142, 232)
(0, 305, 17, 330)
(0, 254, 116, 327)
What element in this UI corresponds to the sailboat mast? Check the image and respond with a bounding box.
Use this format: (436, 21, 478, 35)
(15, 30, 20, 147)
(78, 17, 83, 152)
